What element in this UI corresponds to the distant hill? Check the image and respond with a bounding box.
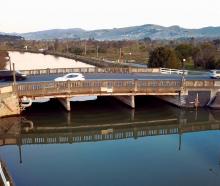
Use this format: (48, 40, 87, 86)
(0, 34, 24, 41)
(15, 24, 220, 40)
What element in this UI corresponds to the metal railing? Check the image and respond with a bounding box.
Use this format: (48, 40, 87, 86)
(19, 67, 160, 76)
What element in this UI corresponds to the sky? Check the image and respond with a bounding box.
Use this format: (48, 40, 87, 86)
(0, 0, 220, 33)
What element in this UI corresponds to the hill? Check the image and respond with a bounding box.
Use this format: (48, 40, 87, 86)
(15, 24, 220, 40)
(0, 34, 24, 42)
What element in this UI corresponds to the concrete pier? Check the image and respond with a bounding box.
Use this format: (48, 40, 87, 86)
(114, 95, 135, 108)
(157, 95, 183, 108)
(57, 98, 71, 111)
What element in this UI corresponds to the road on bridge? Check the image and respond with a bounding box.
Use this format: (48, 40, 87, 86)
(0, 72, 212, 85)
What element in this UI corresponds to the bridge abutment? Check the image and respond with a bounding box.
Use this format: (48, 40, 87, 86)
(58, 98, 71, 111)
(114, 95, 135, 108)
(209, 91, 220, 109)
(0, 86, 21, 118)
(157, 89, 220, 109)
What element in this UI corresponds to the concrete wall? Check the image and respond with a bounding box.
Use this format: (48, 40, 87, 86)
(0, 87, 20, 118)
(186, 91, 211, 107)
(158, 90, 215, 108)
(209, 92, 220, 109)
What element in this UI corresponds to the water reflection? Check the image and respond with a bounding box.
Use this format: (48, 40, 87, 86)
(8, 51, 93, 70)
(1, 105, 220, 163)
(1, 97, 220, 186)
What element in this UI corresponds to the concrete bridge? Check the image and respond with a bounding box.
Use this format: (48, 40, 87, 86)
(1, 67, 220, 116)
(14, 71, 220, 111)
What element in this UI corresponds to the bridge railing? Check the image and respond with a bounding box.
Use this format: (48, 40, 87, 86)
(19, 67, 160, 76)
(184, 80, 218, 88)
(13, 79, 220, 98)
(14, 80, 181, 97)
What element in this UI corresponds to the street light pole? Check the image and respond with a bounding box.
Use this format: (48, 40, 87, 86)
(180, 58, 186, 106)
(9, 56, 12, 71)
(12, 63, 16, 86)
(182, 58, 186, 82)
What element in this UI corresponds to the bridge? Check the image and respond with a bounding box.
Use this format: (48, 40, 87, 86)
(1, 67, 220, 117)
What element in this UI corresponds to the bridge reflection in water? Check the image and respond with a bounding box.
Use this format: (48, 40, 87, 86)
(1, 105, 220, 164)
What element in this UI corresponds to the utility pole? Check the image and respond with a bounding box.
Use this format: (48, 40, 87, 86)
(181, 58, 186, 88)
(12, 63, 16, 86)
(119, 48, 122, 63)
(84, 42, 87, 55)
(96, 45, 99, 58)
(9, 56, 12, 71)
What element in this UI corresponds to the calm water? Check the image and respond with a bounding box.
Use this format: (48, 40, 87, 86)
(8, 51, 93, 70)
(1, 97, 220, 186)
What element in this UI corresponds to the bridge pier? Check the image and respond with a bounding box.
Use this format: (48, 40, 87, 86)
(209, 91, 220, 109)
(58, 98, 71, 111)
(114, 95, 135, 109)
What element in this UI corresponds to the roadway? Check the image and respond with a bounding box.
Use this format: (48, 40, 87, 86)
(0, 72, 213, 85)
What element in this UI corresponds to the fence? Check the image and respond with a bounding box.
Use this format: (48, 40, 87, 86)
(19, 67, 160, 76)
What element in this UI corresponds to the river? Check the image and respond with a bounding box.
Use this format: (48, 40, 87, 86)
(0, 53, 220, 186)
(8, 51, 94, 70)
(1, 97, 220, 186)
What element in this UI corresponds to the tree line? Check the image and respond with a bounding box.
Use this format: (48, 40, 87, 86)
(149, 40, 220, 69)
(1, 37, 220, 70)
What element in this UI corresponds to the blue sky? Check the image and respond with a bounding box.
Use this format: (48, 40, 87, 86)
(0, 0, 219, 33)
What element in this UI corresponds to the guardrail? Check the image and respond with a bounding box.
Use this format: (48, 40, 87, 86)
(160, 68, 188, 75)
(185, 80, 216, 88)
(14, 80, 182, 97)
(19, 67, 160, 76)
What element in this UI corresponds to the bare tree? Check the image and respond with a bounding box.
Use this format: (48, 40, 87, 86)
(0, 51, 9, 70)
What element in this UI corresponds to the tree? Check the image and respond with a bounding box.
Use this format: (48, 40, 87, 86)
(148, 47, 180, 68)
(192, 43, 216, 69)
(213, 39, 220, 49)
(54, 39, 59, 51)
(215, 59, 220, 69)
(69, 47, 83, 55)
(0, 51, 9, 70)
(175, 44, 193, 60)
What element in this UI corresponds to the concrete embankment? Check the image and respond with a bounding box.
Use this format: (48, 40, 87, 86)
(0, 86, 20, 118)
